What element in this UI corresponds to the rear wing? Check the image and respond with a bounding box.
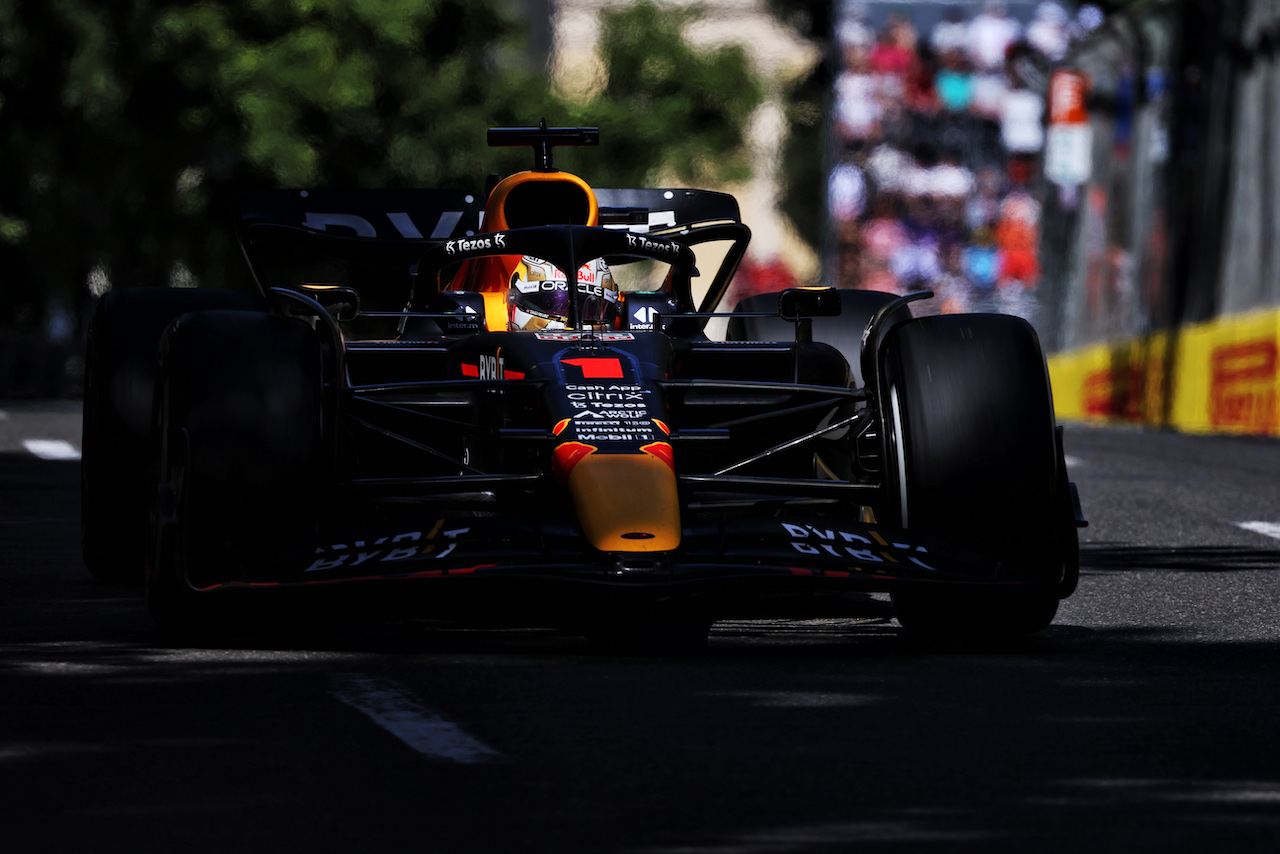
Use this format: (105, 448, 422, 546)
(239, 187, 742, 238)
(239, 187, 748, 313)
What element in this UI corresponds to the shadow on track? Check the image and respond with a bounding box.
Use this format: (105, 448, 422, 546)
(1082, 542, 1280, 572)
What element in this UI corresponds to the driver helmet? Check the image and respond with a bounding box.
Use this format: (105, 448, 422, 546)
(508, 256, 619, 331)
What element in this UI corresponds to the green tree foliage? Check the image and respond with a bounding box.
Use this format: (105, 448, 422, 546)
(0, 0, 544, 320)
(151, 0, 549, 189)
(0, 0, 764, 330)
(561, 1, 763, 188)
(763, 0, 831, 253)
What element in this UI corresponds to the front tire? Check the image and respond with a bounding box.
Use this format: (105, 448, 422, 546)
(878, 314, 1070, 639)
(81, 288, 264, 583)
(146, 310, 323, 633)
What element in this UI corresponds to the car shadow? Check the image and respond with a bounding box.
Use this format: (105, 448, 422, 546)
(1081, 541, 1280, 572)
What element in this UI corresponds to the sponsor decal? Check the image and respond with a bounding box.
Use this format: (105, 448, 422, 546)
(1082, 362, 1149, 421)
(781, 522, 936, 570)
(603, 210, 677, 234)
(567, 401, 651, 418)
(555, 383, 665, 443)
(577, 279, 613, 300)
(561, 357, 624, 380)
(304, 524, 471, 572)
(478, 354, 504, 380)
(303, 210, 471, 240)
(571, 421, 658, 442)
(624, 232, 679, 257)
(1210, 340, 1278, 431)
(515, 278, 610, 299)
(464, 353, 525, 380)
(444, 233, 506, 255)
(535, 332, 635, 342)
(515, 258, 615, 303)
(631, 305, 660, 329)
(559, 378, 657, 423)
(443, 302, 483, 333)
(568, 403, 651, 419)
(565, 383, 645, 402)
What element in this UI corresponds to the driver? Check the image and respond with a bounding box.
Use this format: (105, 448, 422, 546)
(508, 255, 619, 331)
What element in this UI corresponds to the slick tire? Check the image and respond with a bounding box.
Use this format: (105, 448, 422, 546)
(877, 313, 1069, 639)
(81, 288, 265, 583)
(146, 310, 322, 633)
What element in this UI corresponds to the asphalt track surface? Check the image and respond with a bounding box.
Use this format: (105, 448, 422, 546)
(4, 400, 1280, 852)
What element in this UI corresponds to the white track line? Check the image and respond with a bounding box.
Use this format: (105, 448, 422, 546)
(22, 439, 81, 460)
(1236, 521, 1280, 541)
(330, 674, 500, 764)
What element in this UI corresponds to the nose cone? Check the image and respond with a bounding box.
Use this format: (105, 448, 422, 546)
(564, 452, 681, 552)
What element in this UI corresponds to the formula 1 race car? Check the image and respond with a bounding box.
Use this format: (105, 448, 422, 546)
(81, 124, 1084, 645)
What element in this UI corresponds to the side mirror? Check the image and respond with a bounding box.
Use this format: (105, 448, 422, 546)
(299, 285, 360, 322)
(778, 287, 841, 345)
(778, 287, 842, 321)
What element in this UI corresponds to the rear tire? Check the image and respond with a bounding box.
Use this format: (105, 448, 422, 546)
(81, 288, 264, 583)
(878, 314, 1069, 639)
(146, 310, 323, 633)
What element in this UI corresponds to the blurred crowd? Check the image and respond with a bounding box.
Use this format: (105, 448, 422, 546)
(822, 0, 1104, 322)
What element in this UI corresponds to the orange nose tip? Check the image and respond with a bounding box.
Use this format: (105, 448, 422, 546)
(566, 453, 681, 552)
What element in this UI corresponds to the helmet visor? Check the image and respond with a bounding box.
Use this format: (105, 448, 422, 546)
(509, 257, 617, 330)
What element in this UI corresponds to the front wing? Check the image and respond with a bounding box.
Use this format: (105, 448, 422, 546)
(191, 513, 1016, 606)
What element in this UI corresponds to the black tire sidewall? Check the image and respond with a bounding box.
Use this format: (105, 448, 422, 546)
(879, 313, 1062, 583)
(146, 309, 322, 629)
(81, 288, 265, 583)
